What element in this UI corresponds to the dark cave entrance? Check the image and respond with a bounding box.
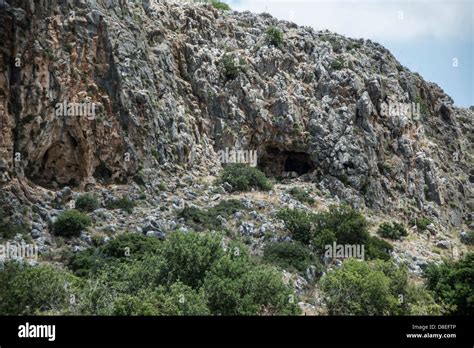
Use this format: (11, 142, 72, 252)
(284, 152, 313, 176)
(259, 147, 315, 178)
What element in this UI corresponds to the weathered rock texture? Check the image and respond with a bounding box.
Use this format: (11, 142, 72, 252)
(0, 0, 472, 228)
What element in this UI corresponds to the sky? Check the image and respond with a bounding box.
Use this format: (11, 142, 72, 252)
(227, 0, 473, 107)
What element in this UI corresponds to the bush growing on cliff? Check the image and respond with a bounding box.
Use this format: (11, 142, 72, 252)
(75, 194, 100, 212)
(377, 222, 407, 240)
(106, 196, 135, 213)
(178, 200, 246, 231)
(265, 26, 284, 48)
(219, 54, 245, 80)
(220, 164, 272, 192)
(53, 210, 91, 238)
(277, 209, 314, 244)
(263, 242, 315, 273)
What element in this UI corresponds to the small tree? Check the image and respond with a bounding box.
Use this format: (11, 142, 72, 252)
(75, 194, 100, 212)
(53, 210, 91, 237)
(377, 222, 407, 240)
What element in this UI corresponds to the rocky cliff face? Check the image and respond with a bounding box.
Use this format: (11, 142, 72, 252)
(0, 1, 472, 259)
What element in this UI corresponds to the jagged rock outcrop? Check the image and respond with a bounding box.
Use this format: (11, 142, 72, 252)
(0, 0, 472, 230)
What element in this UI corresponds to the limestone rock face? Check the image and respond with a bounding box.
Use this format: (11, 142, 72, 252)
(0, 0, 472, 227)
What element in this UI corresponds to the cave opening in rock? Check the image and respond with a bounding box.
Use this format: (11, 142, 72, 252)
(284, 152, 313, 176)
(258, 146, 315, 178)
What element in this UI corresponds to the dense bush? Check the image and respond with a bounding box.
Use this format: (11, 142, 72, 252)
(0, 208, 28, 240)
(0, 262, 79, 315)
(203, 254, 300, 315)
(220, 164, 272, 192)
(277, 209, 314, 244)
(178, 200, 246, 231)
(424, 253, 474, 315)
(320, 259, 409, 315)
(68, 233, 163, 276)
(377, 222, 407, 240)
(288, 187, 315, 205)
(366, 236, 393, 261)
(210, 0, 230, 11)
(53, 210, 92, 237)
(312, 205, 369, 246)
(1, 231, 299, 316)
(263, 242, 315, 272)
(265, 26, 284, 48)
(278, 205, 392, 261)
(75, 194, 100, 212)
(106, 197, 135, 213)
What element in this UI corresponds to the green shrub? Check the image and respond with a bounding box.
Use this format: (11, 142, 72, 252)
(277, 209, 314, 244)
(106, 197, 135, 213)
(203, 254, 300, 315)
(289, 187, 315, 205)
(263, 242, 315, 272)
(219, 54, 245, 80)
(411, 217, 433, 231)
(366, 236, 393, 261)
(210, 0, 230, 11)
(265, 26, 284, 48)
(461, 230, 474, 245)
(424, 253, 474, 315)
(220, 164, 272, 192)
(330, 58, 344, 70)
(0, 208, 28, 240)
(403, 283, 445, 315)
(67, 233, 163, 276)
(178, 200, 246, 231)
(313, 229, 337, 254)
(320, 259, 406, 315)
(161, 232, 226, 289)
(53, 210, 91, 237)
(377, 222, 407, 240)
(75, 194, 100, 212)
(0, 262, 80, 315)
(312, 205, 369, 246)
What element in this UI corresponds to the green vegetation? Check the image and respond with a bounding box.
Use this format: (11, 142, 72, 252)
(277, 205, 392, 261)
(288, 187, 315, 205)
(319, 259, 433, 315)
(377, 222, 408, 240)
(75, 194, 100, 212)
(0, 209, 28, 241)
(461, 230, 474, 245)
(265, 26, 284, 48)
(411, 217, 434, 231)
(178, 200, 246, 231)
(263, 242, 316, 273)
(0, 232, 300, 315)
(276, 209, 314, 244)
(424, 253, 474, 315)
(415, 96, 428, 115)
(0, 262, 80, 315)
(210, 0, 231, 11)
(330, 58, 344, 70)
(219, 53, 245, 80)
(53, 210, 91, 238)
(220, 164, 272, 192)
(106, 196, 135, 213)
